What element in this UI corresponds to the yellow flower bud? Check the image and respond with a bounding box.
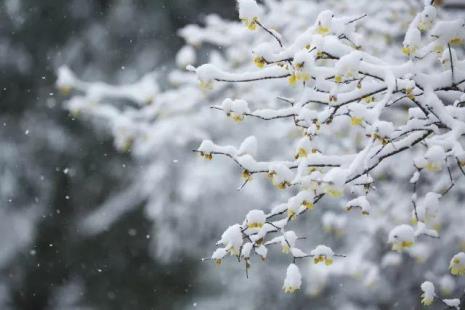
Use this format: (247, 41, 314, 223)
(254, 56, 266, 68)
(351, 117, 363, 126)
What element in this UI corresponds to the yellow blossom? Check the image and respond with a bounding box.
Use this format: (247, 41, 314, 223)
(58, 85, 72, 96)
(295, 72, 310, 82)
(122, 138, 134, 153)
(283, 286, 299, 293)
(199, 151, 213, 160)
(421, 293, 434, 306)
(417, 21, 429, 32)
(288, 74, 298, 86)
(351, 117, 363, 126)
(287, 208, 297, 221)
(316, 26, 330, 36)
(241, 17, 258, 31)
(295, 147, 308, 159)
(433, 45, 444, 54)
(241, 170, 253, 181)
(425, 162, 441, 172)
(449, 253, 465, 276)
(247, 222, 263, 229)
(303, 200, 314, 210)
(392, 240, 414, 252)
(230, 112, 245, 123)
(449, 37, 464, 46)
(405, 88, 415, 100)
(363, 95, 374, 103)
(254, 56, 266, 68)
(372, 133, 389, 145)
(275, 181, 290, 190)
(313, 255, 333, 266)
(282, 264, 302, 293)
(199, 80, 213, 90)
(402, 46, 415, 57)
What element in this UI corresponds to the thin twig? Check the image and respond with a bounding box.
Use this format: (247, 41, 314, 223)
(256, 20, 284, 48)
(346, 14, 367, 24)
(447, 43, 456, 85)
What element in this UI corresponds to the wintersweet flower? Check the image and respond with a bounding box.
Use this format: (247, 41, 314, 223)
(241, 169, 253, 182)
(402, 28, 420, 57)
(265, 231, 299, 254)
(420, 281, 435, 306)
(241, 242, 253, 260)
(287, 199, 299, 221)
(218, 224, 243, 256)
(281, 231, 298, 254)
(345, 196, 371, 215)
(417, 5, 436, 32)
(297, 191, 314, 210)
(269, 164, 293, 190)
(211, 248, 227, 266)
(238, 0, 261, 31)
(193, 64, 217, 91)
(283, 264, 302, 293)
(314, 10, 334, 36)
(449, 252, 465, 276)
(294, 138, 311, 159)
(246, 210, 266, 230)
(224, 99, 250, 123)
(351, 116, 363, 126)
(371, 121, 394, 145)
(253, 56, 266, 68)
(310, 245, 334, 266)
(363, 95, 374, 104)
(56, 66, 76, 95)
(388, 225, 415, 252)
(198, 140, 215, 160)
(288, 73, 307, 86)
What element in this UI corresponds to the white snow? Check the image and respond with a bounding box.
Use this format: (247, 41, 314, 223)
(283, 264, 302, 293)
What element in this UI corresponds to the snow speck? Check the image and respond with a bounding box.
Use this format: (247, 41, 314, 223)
(128, 228, 137, 236)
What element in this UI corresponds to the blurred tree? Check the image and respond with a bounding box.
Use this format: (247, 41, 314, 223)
(0, 0, 233, 309)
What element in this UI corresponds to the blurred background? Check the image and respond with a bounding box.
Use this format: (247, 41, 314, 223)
(0, 0, 236, 309)
(2, 1, 465, 310)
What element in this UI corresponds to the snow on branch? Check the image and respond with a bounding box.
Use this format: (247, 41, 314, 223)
(192, 0, 465, 298)
(58, 0, 465, 304)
